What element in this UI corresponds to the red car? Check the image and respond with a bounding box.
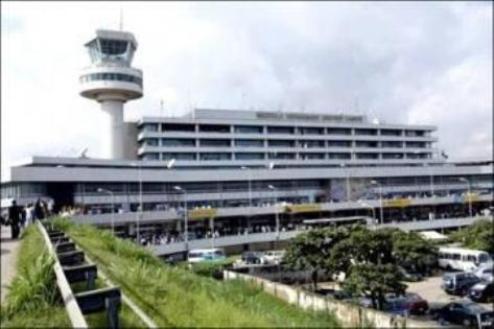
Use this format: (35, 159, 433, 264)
(384, 292, 429, 315)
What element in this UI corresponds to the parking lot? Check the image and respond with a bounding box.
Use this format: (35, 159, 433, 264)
(406, 273, 493, 311)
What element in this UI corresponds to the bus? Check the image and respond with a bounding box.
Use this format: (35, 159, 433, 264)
(187, 248, 226, 263)
(438, 247, 493, 272)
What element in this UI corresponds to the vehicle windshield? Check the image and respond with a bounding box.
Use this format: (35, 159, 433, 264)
(479, 253, 491, 263)
(473, 283, 487, 290)
(189, 252, 203, 258)
(480, 312, 494, 321)
(466, 303, 487, 314)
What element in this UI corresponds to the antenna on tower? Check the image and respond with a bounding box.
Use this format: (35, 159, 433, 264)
(160, 99, 164, 117)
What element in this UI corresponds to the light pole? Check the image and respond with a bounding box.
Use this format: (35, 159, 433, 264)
(428, 165, 434, 197)
(417, 151, 434, 198)
(371, 180, 383, 224)
(97, 188, 115, 234)
(340, 163, 351, 201)
(131, 162, 143, 244)
(459, 177, 473, 218)
(358, 200, 376, 229)
(174, 185, 189, 252)
(241, 166, 253, 209)
(268, 184, 280, 240)
(164, 158, 176, 209)
(424, 163, 436, 220)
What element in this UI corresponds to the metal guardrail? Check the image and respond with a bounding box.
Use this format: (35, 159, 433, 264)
(37, 221, 88, 328)
(37, 221, 126, 329)
(71, 194, 493, 226)
(152, 216, 493, 256)
(39, 221, 157, 328)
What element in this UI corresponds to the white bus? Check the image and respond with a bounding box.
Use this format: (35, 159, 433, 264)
(187, 248, 226, 263)
(438, 247, 493, 272)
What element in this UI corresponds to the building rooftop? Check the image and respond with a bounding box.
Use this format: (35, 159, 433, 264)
(185, 108, 368, 123)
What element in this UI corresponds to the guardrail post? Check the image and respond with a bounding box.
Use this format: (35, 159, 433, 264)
(106, 296, 121, 329)
(87, 269, 96, 290)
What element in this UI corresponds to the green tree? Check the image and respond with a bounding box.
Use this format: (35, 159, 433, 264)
(283, 226, 350, 290)
(391, 230, 438, 275)
(344, 264, 406, 310)
(451, 219, 494, 253)
(330, 227, 405, 310)
(329, 227, 395, 277)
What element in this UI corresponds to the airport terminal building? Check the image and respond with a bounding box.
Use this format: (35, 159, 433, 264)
(1, 28, 492, 256)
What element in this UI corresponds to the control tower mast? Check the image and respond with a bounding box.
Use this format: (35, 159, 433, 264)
(80, 29, 143, 159)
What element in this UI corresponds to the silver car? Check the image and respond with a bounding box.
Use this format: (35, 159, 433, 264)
(475, 266, 493, 282)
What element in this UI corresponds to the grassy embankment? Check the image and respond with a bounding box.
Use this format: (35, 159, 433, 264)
(0, 224, 146, 328)
(54, 218, 340, 328)
(0, 225, 71, 327)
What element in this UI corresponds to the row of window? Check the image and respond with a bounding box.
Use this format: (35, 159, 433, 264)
(76, 179, 324, 194)
(141, 152, 432, 161)
(140, 123, 430, 137)
(80, 72, 143, 87)
(141, 138, 428, 149)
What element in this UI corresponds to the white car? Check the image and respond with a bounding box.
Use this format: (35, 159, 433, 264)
(474, 266, 494, 282)
(261, 250, 285, 265)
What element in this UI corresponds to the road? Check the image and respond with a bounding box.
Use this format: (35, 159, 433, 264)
(406, 274, 494, 310)
(1, 225, 21, 303)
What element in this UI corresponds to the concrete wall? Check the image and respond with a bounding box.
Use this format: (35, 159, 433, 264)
(223, 270, 452, 329)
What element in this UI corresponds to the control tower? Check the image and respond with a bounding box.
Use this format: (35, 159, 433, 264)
(80, 29, 143, 159)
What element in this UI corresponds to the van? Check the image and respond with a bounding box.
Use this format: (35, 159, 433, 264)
(438, 247, 492, 272)
(187, 248, 226, 263)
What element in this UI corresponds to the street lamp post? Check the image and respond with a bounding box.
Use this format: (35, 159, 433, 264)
(358, 200, 376, 229)
(371, 180, 383, 224)
(428, 165, 435, 198)
(130, 162, 144, 243)
(241, 166, 252, 208)
(268, 184, 280, 240)
(97, 188, 115, 234)
(459, 177, 473, 218)
(174, 186, 189, 252)
(164, 158, 176, 209)
(340, 163, 351, 202)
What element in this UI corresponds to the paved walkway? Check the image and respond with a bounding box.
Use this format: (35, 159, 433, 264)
(1, 225, 21, 303)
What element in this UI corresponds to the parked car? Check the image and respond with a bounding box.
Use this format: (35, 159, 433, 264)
(188, 248, 226, 263)
(332, 289, 354, 300)
(357, 296, 374, 308)
(469, 282, 494, 303)
(384, 293, 429, 315)
(442, 272, 481, 295)
(261, 250, 285, 265)
(398, 266, 423, 282)
(241, 251, 264, 264)
(431, 301, 494, 328)
(475, 266, 494, 283)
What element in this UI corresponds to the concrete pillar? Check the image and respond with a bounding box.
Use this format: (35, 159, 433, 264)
(101, 100, 126, 159)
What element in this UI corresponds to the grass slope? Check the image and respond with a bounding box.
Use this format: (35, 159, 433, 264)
(1, 224, 146, 328)
(0, 225, 71, 328)
(55, 218, 340, 328)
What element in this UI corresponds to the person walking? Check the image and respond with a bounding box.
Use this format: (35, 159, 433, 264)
(25, 203, 34, 228)
(41, 200, 50, 218)
(19, 206, 26, 232)
(8, 200, 22, 239)
(34, 199, 45, 221)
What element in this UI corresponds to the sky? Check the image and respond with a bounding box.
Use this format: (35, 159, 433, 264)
(1, 1, 492, 181)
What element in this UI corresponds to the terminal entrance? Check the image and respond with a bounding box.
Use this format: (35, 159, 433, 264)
(46, 182, 75, 213)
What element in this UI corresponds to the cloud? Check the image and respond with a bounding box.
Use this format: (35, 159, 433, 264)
(1, 1, 492, 181)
